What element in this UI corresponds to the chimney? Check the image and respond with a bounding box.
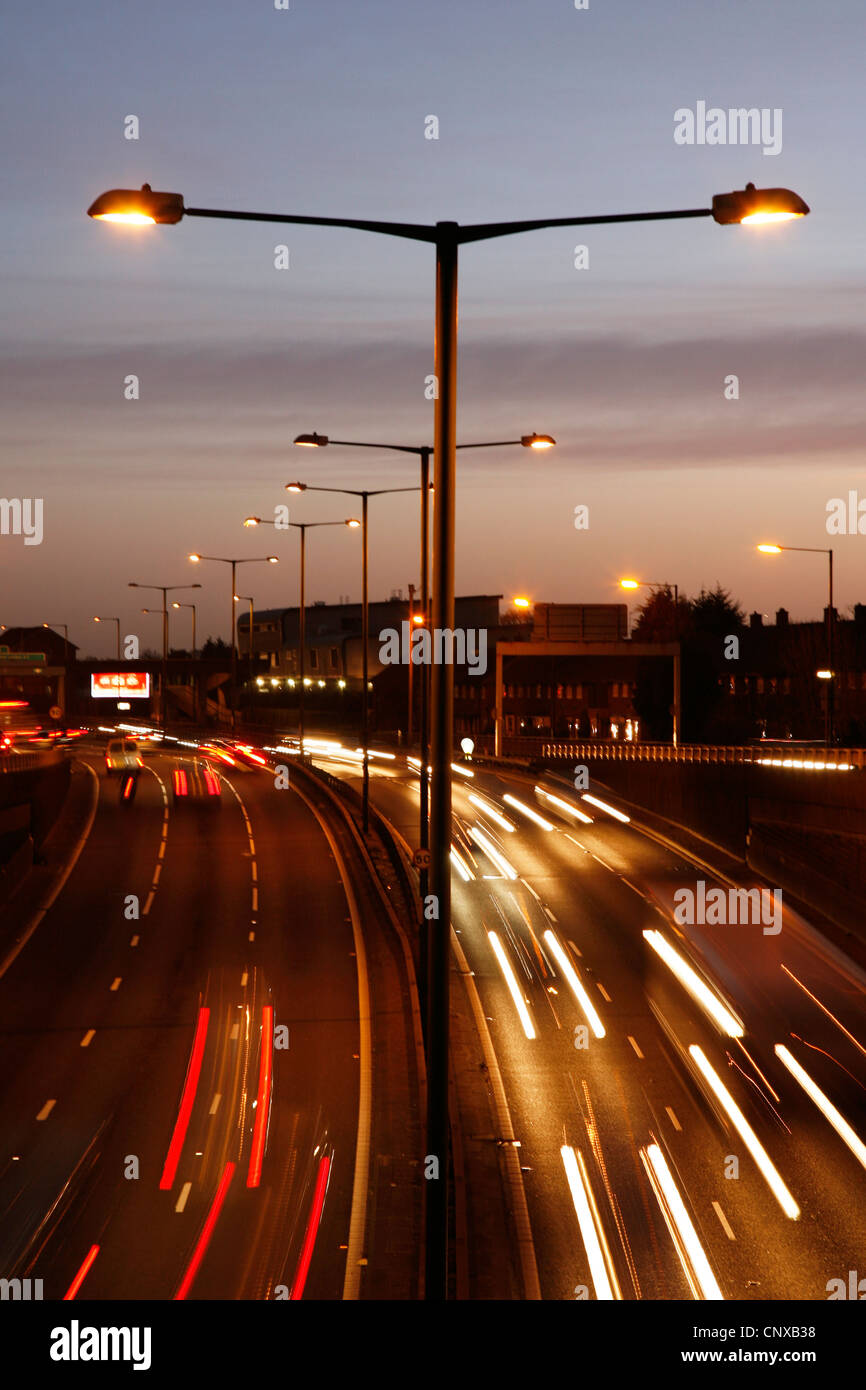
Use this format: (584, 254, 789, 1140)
(775, 607, 789, 626)
(749, 612, 763, 629)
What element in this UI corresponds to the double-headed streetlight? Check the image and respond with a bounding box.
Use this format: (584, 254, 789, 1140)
(291, 432, 554, 867)
(285, 480, 422, 834)
(243, 516, 359, 753)
(89, 176, 809, 1300)
(171, 601, 197, 659)
(187, 554, 278, 730)
(620, 578, 681, 745)
(129, 582, 201, 727)
(757, 543, 835, 745)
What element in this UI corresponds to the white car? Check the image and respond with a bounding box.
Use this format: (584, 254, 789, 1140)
(105, 737, 142, 777)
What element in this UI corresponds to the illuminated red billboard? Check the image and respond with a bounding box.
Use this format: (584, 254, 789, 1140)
(91, 672, 151, 699)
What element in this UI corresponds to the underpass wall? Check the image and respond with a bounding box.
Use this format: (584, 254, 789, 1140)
(564, 758, 866, 946)
(0, 754, 71, 856)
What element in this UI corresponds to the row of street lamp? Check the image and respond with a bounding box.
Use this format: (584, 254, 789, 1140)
(87, 175, 809, 1300)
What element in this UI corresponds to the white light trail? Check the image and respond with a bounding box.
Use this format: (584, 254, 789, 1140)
(689, 1046, 799, 1219)
(560, 1146, 620, 1300)
(469, 825, 518, 880)
(535, 786, 593, 823)
(468, 793, 516, 832)
(543, 930, 605, 1038)
(643, 930, 743, 1038)
(642, 1143, 724, 1300)
(488, 931, 535, 1038)
(581, 793, 630, 823)
(775, 1044, 866, 1171)
(503, 793, 553, 831)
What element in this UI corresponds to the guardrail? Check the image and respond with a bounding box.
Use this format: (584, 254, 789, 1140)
(0, 749, 65, 774)
(493, 739, 866, 771)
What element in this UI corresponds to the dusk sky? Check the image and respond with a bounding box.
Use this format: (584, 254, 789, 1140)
(2, 0, 863, 656)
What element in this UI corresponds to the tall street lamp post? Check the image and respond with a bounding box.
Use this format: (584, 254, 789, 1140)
(291, 432, 554, 880)
(187, 555, 278, 731)
(286, 480, 421, 835)
(620, 578, 681, 745)
(129, 583, 201, 728)
(90, 176, 809, 1300)
(171, 601, 197, 659)
(757, 543, 835, 746)
(243, 516, 359, 753)
(93, 615, 121, 661)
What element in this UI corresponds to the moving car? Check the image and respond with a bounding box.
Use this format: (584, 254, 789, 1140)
(105, 737, 142, 777)
(172, 758, 222, 806)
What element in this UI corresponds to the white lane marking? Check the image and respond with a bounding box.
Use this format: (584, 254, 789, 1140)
(142, 891, 155, 916)
(289, 778, 373, 1302)
(248, 931, 255, 942)
(240, 971, 248, 988)
(130, 935, 140, 947)
(229, 1023, 239, 1041)
(36, 1099, 56, 1121)
(80, 1030, 95, 1048)
(544, 907, 557, 923)
(158, 841, 166, 859)
(110, 977, 122, 991)
(152, 863, 162, 884)
(712, 1200, 736, 1240)
(665, 1105, 682, 1132)
(627, 1035, 644, 1059)
(175, 1181, 192, 1213)
(252, 887, 258, 912)
(209, 1093, 221, 1115)
(597, 983, 612, 1002)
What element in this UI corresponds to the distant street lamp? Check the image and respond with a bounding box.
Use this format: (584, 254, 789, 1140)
(619, 578, 681, 745)
(90, 174, 809, 1301)
(129, 582, 201, 727)
(291, 432, 555, 872)
(93, 615, 121, 661)
(757, 543, 835, 746)
(233, 595, 255, 658)
(285, 480, 421, 834)
(188, 554, 278, 730)
(171, 601, 197, 659)
(243, 516, 358, 752)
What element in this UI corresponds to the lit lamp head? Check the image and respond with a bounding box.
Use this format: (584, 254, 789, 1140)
(346, 518, 361, 529)
(244, 516, 261, 527)
(293, 433, 328, 448)
(712, 183, 809, 226)
(266, 556, 278, 564)
(521, 433, 556, 450)
(285, 482, 306, 494)
(620, 579, 641, 591)
(189, 553, 201, 563)
(757, 544, 783, 554)
(816, 669, 834, 681)
(87, 183, 185, 225)
(513, 596, 531, 610)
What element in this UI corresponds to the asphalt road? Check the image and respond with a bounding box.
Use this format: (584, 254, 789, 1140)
(0, 742, 363, 1301)
(316, 742, 866, 1302)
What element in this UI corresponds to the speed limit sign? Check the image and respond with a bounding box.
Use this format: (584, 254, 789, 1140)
(412, 848, 431, 870)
